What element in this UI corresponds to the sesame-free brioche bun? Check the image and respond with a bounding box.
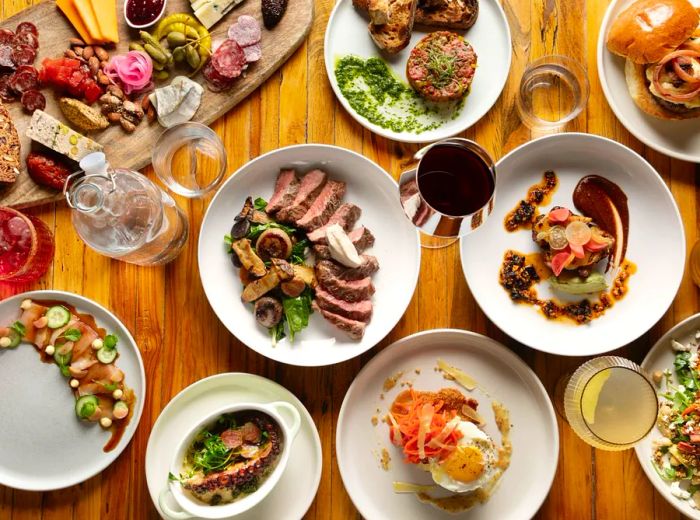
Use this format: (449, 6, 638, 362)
(606, 0, 699, 64)
(624, 59, 700, 119)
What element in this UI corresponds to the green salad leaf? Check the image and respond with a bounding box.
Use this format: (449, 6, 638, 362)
(248, 222, 297, 242)
(290, 239, 310, 265)
(254, 197, 268, 211)
(282, 289, 314, 343)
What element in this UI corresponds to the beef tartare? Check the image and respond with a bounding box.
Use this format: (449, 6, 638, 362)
(406, 31, 477, 102)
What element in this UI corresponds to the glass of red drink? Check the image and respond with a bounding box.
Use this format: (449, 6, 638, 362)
(0, 207, 54, 283)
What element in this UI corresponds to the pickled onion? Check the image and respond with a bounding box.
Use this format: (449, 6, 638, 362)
(104, 51, 154, 95)
(653, 50, 700, 102)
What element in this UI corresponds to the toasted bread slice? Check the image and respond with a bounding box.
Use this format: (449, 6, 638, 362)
(368, 0, 418, 54)
(415, 0, 478, 30)
(0, 102, 20, 184)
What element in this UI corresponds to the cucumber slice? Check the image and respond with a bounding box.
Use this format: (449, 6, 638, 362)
(6, 330, 21, 348)
(46, 306, 71, 329)
(97, 347, 117, 364)
(53, 349, 72, 368)
(75, 395, 99, 420)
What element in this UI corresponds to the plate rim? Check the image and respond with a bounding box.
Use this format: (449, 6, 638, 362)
(197, 142, 422, 367)
(0, 289, 146, 491)
(596, 0, 700, 163)
(459, 132, 686, 356)
(335, 327, 560, 519)
(144, 371, 323, 520)
(635, 312, 700, 520)
(323, 0, 513, 144)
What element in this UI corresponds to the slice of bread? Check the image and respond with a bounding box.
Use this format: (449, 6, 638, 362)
(414, 0, 478, 30)
(0, 102, 20, 184)
(368, 0, 418, 54)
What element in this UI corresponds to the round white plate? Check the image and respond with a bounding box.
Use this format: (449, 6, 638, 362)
(198, 144, 421, 367)
(637, 313, 700, 519)
(324, 0, 512, 143)
(0, 290, 145, 491)
(598, 0, 700, 163)
(145, 372, 322, 520)
(337, 329, 559, 520)
(460, 133, 685, 356)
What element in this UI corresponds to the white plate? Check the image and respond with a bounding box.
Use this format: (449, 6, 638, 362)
(636, 313, 700, 519)
(145, 372, 322, 520)
(324, 0, 512, 143)
(597, 0, 700, 163)
(460, 133, 685, 356)
(0, 290, 145, 491)
(336, 329, 559, 520)
(198, 144, 421, 367)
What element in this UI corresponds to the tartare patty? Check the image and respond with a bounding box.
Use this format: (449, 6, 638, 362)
(406, 31, 477, 102)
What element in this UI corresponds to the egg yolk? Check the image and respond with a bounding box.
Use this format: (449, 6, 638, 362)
(442, 446, 485, 483)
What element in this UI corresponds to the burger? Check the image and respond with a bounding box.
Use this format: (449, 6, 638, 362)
(606, 0, 700, 120)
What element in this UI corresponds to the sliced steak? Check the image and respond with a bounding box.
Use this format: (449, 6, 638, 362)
(276, 169, 328, 224)
(313, 226, 375, 260)
(313, 302, 366, 340)
(296, 179, 346, 231)
(307, 203, 362, 242)
(266, 169, 299, 214)
(315, 285, 373, 322)
(315, 256, 379, 282)
(319, 275, 375, 302)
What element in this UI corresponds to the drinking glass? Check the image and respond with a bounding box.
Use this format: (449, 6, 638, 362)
(152, 122, 227, 198)
(516, 55, 590, 130)
(556, 356, 658, 451)
(398, 138, 496, 249)
(690, 239, 700, 288)
(0, 207, 54, 283)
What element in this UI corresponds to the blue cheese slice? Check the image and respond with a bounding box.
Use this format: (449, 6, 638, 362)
(192, 0, 243, 28)
(26, 110, 102, 161)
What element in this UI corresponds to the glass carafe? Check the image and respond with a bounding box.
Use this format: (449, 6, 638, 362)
(65, 152, 188, 266)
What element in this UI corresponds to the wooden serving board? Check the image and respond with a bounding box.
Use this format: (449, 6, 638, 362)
(0, 0, 313, 208)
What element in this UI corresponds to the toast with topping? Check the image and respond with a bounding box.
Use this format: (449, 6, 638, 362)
(415, 0, 479, 30)
(367, 0, 419, 54)
(0, 102, 20, 185)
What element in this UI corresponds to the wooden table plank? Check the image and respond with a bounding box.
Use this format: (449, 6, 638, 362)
(1, 0, 700, 519)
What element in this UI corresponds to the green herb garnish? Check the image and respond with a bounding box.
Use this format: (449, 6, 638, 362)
(282, 288, 314, 343)
(103, 334, 118, 350)
(253, 197, 268, 211)
(61, 328, 82, 342)
(248, 222, 297, 242)
(10, 321, 25, 338)
(290, 239, 310, 265)
(426, 48, 457, 90)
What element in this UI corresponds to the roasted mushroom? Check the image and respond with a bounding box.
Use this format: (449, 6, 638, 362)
(231, 239, 266, 278)
(271, 258, 294, 280)
(256, 229, 293, 260)
(231, 219, 251, 240)
(254, 297, 283, 328)
(293, 264, 316, 287)
(241, 259, 294, 303)
(235, 196, 254, 222)
(281, 277, 306, 297)
(250, 210, 272, 224)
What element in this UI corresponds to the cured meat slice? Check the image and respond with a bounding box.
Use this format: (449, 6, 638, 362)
(13, 30, 38, 50)
(228, 15, 261, 46)
(212, 39, 246, 79)
(0, 29, 14, 45)
(9, 67, 39, 93)
(203, 60, 235, 92)
(21, 90, 45, 112)
(0, 74, 16, 102)
(0, 45, 14, 69)
(11, 44, 36, 67)
(243, 43, 262, 63)
(15, 22, 38, 36)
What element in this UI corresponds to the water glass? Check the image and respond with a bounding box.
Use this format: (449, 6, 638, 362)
(0, 207, 54, 283)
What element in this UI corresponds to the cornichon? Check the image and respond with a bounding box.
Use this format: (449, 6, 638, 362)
(153, 13, 211, 62)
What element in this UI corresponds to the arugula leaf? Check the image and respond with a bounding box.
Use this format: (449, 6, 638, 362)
(224, 234, 233, 253)
(103, 334, 118, 350)
(282, 289, 314, 343)
(248, 222, 297, 242)
(290, 239, 310, 265)
(61, 328, 82, 342)
(253, 197, 268, 211)
(10, 321, 25, 338)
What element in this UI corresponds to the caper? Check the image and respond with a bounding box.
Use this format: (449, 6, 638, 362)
(172, 46, 186, 63)
(167, 31, 187, 48)
(185, 45, 200, 70)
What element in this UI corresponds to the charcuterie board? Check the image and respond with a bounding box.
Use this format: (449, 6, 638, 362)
(0, 0, 313, 209)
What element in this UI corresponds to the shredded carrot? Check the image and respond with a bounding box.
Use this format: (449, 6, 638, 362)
(389, 389, 463, 464)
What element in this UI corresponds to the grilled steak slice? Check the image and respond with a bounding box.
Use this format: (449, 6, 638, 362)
(315, 256, 379, 282)
(276, 169, 328, 224)
(296, 180, 347, 231)
(318, 275, 375, 303)
(313, 227, 375, 260)
(313, 302, 367, 340)
(315, 286, 373, 322)
(266, 169, 299, 215)
(307, 203, 362, 242)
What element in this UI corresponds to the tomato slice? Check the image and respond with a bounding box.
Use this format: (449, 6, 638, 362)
(548, 207, 570, 224)
(551, 250, 574, 276)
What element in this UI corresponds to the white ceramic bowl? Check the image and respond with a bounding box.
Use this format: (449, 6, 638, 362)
(123, 0, 167, 29)
(159, 401, 301, 519)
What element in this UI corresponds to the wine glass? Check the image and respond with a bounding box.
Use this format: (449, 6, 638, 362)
(398, 138, 496, 249)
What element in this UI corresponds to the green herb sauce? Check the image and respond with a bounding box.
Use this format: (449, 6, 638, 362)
(334, 55, 465, 134)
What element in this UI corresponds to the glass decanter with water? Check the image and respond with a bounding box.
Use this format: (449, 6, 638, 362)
(65, 152, 188, 265)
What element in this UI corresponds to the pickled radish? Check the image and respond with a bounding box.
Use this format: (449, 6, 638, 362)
(551, 251, 574, 276)
(565, 221, 592, 246)
(547, 226, 568, 250)
(570, 242, 585, 259)
(584, 238, 609, 252)
(548, 207, 570, 223)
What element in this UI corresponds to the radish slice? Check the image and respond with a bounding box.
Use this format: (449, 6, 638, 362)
(548, 207, 570, 223)
(570, 242, 585, 259)
(584, 238, 609, 252)
(565, 221, 592, 246)
(547, 226, 568, 250)
(551, 251, 574, 276)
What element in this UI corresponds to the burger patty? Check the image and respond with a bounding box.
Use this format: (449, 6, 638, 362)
(406, 31, 477, 102)
(656, 96, 700, 115)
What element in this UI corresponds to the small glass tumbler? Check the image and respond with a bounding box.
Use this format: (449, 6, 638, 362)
(516, 55, 590, 130)
(152, 122, 227, 198)
(0, 207, 54, 283)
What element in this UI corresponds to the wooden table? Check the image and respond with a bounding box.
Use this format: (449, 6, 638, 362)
(1, 0, 699, 518)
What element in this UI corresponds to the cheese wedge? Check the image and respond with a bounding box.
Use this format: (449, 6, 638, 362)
(74, 0, 104, 42)
(56, 0, 97, 44)
(92, 0, 119, 43)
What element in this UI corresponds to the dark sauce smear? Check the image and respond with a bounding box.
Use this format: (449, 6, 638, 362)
(503, 170, 558, 232)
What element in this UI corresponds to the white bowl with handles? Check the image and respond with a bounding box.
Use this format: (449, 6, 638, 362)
(159, 401, 301, 519)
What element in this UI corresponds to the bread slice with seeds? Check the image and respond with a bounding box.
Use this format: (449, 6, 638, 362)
(367, 0, 419, 54)
(0, 102, 20, 185)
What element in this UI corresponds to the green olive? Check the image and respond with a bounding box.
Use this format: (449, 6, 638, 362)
(167, 31, 187, 48)
(185, 45, 200, 70)
(172, 46, 186, 63)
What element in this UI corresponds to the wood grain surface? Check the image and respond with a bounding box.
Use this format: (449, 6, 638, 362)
(1, 0, 699, 519)
(0, 0, 313, 209)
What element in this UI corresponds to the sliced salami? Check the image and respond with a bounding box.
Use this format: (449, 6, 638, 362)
(243, 43, 262, 63)
(9, 68, 39, 93)
(203, 61, 235, 92)
(228, 16, 261, 47)
(0, 29, 14, 45)
(21, 89, 45, 112)
(212, 39, 246, 79)
(13, 30, 38, 50)
(0, 74, 16, 102)
(15, 22, 38, 36)
(0, 45, 14, 69)
(11, 44, 36, 67)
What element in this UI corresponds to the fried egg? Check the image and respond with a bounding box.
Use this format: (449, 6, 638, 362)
(429, 421, 499, 493)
